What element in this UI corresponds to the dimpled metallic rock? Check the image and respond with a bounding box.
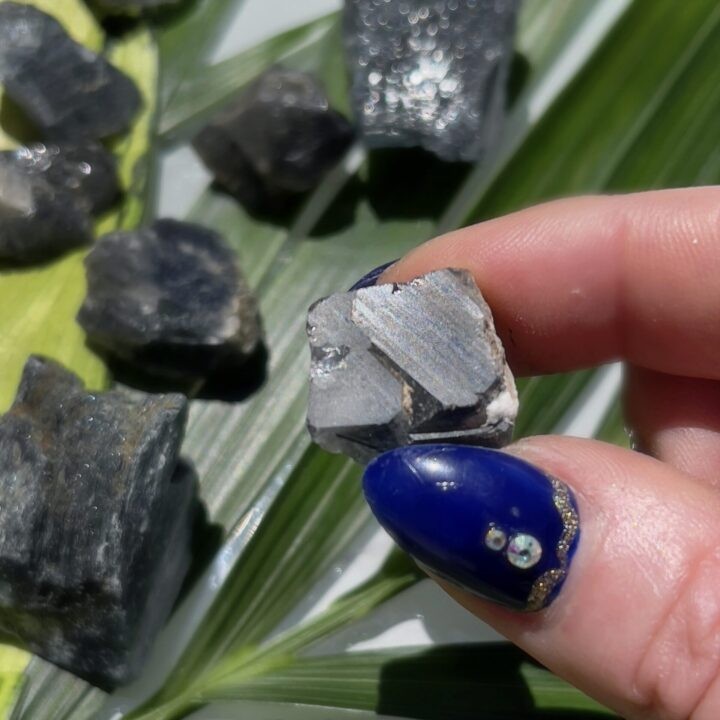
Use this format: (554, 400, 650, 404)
(193, 67, 354, 209)
(343, 0, 519, 162)
(307, 268, 518, 464)
(0, 153, 92, 262)
(78, 219, 262, 380)
(0, 356, 194, 688)
(0, 2, 141, 140)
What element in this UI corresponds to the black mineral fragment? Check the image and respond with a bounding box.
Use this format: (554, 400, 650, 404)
(307, 269, 518, 464)
(343, 0, 519, 162)
(0, 356, 194, 688)
(193, 67, 354, 210)
(0, 2, 141, 140)
(78, 219, 263, 380)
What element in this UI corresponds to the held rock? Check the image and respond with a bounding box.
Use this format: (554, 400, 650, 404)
(307, 269, 518, 464)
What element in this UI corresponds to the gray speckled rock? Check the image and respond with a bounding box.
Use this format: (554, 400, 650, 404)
(78, 219, 262, 380)
(4, 141, 120, 214)
(193, 67, 354, 210)
(343, 0, 519, 162)
(0, 356, 193, 688)
(0, 2, 141, 140)
(0, 153, 92, 262)
(307, 269, 518, 464)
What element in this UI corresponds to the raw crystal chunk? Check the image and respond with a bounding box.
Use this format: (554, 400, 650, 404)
(5, 141, 120, 214)
(0, 356, 194, 688)
(343, 0, 519, 162)
(78, 219, 262, 380)
(0, 2, 141, 140)
(193, 67, 354, 209)
(307, 269, 518, 464)
(0, 153, 92, 262)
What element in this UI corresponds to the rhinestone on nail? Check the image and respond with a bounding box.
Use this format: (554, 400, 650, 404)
(484, 526, 507, 551)
(507, 534, 542, 569)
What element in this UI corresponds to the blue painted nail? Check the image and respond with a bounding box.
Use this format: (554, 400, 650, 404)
(362, 445, 580, 611)
(348, 260, 398, 291)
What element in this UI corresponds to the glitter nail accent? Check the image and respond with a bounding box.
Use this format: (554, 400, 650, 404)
(484, 525, 507, 551)
(526, 477, 579, 611)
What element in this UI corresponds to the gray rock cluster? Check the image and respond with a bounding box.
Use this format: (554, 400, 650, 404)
(78, 219, 263, 380)
(193, 67, 354, 210)
(343, 0, 519, 162)
(0, 142, 119, 262)
(0, 356, 194, 688)
(0, 2, 141, 141)
(307, 269, 518, 464)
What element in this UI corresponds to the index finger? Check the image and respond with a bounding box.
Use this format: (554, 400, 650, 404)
(382, 187, 720, 378)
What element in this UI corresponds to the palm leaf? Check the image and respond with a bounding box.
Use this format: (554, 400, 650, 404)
(5, 0, 720, 718)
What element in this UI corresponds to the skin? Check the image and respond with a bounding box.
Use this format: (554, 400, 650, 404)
(379, 187, 720, 720)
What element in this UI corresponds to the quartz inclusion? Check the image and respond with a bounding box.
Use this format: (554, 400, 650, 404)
(307, 269, 518, 464)
(0, 356, 194, 688)
(0, 142, 119, 262)
(0, 2, 141, 140)
(193, 67, 354, 210)
(343, 0, 519, 162)
(78, 219, 263, 380)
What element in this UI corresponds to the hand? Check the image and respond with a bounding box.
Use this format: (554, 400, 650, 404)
(361, 187, 720, 720)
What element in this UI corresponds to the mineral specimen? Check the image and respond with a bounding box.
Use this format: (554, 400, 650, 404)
(0, 356, 194, 688)
(343, 0, 519, 162)
(193, 67, 354, 209)
(0, 152, 92, 262)
(4, 141, 120, 214)
(78, 219, 262, 380)
(307, 268, 518, 464)
(0, 2, 141, 140)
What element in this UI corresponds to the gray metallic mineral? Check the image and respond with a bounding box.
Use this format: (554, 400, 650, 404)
(0, 2, 141, 140)
(343, 0, 519, 162)
(0, 356, 194, 688)
(307, 269, 518, 464)
(193, 67, 354, 209)
(0, 152, 92, 262)
(78, 219, 262, 379)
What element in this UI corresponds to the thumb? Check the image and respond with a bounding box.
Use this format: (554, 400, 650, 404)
(362, 437, 720, 720)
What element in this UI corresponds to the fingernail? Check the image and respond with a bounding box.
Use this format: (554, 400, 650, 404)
(348, 260, 398, 291)
(362, 444, 580, 611)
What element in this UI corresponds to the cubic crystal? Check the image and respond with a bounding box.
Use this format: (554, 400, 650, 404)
(0, 356, 194, 688)
(0, 2, 141, 140)
(78, 219, 262, 380)
(307, 268, 518, 464)
(343, 0, 519, 161)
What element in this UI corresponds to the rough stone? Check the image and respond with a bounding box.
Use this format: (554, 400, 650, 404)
(0, 2, 141, 140)
(78, 219, 262, 380)
(0, 153, 92, 262)
(193, 67, 354, 210)
(307, 269, 518, 464)
(3, 141, 120, 214)
(343, 0, 519, 162)
(0, 356, 194, 688)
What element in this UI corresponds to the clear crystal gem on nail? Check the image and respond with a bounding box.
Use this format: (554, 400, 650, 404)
(507, 534, 542, 569)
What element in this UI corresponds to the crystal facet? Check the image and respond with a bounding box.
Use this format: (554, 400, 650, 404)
(78, 219, 263, 380)
(0, 356, 194, 688)
(343, 0, 519, 161)
(307, 268, 518, 464)
(193, 67, 354, 210)
(0, 2, 141, 140)
(507, 534, 543, 570)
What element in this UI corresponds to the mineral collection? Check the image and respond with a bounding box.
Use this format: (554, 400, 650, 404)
(78, 219, 262, 380)
(0, 142, 120, 262)
(0, 356, 194, 688)
(307, 269, 518, 464)
(193, 67, 354, 209)
(343, 0, 519, 162)
(0, 2, 141, 140)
